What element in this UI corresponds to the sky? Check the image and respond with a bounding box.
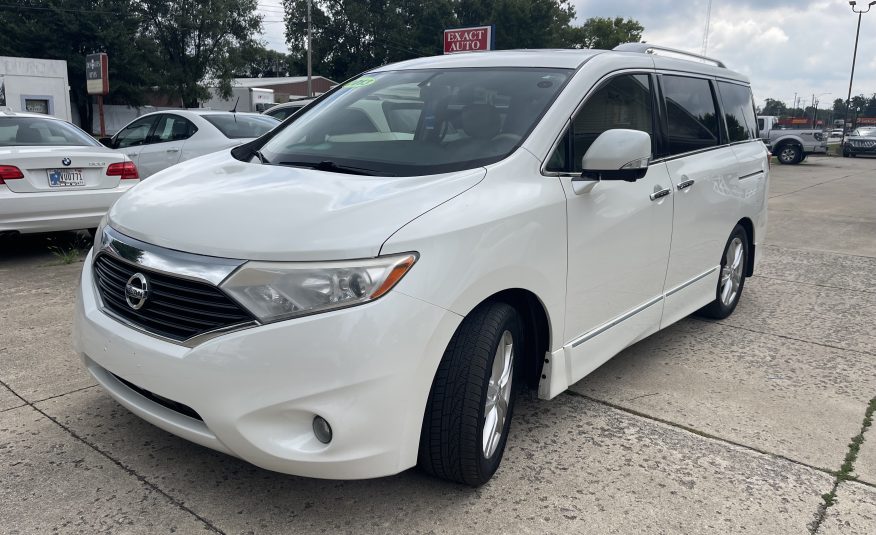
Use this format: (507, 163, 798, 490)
(257, 0, 876, 110)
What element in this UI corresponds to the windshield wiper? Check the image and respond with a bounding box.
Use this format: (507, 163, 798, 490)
(277, 160, 389, 176)
(253, 150, 270, 164)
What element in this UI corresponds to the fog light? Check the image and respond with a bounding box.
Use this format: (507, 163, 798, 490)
(312, 415, 332, 444)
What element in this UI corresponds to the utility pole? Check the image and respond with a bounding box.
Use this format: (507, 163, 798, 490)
(843, 1, 875, 144)
(701, 0, 712, 56)
(307, 0, 312, 97)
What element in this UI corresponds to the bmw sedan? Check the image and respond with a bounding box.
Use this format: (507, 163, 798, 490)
(0, 111, 138, 236)
(103, 110, 279, 178)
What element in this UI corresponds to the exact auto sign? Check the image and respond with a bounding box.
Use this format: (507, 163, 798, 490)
(86, 53, 109, 95)
(443, 25, 495, 54)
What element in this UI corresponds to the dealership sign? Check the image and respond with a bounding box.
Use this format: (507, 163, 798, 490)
(444, 25, 495, 54)
(86, 53, 109, 95)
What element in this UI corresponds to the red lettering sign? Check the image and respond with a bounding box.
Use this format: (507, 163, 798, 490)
(444, 26, 493, 54)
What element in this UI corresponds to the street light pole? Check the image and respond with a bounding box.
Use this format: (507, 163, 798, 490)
(307, 0, 312, 98)
(842, 1, 875, 144)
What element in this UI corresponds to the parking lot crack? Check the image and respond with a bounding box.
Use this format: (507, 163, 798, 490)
(692, 318, 876, 358)
(0, 377, 227, 535)
(31, 384, 99, 405)
(809, 396, 876, 534)
(564, 390, 835, 476)
(751, 274, 876, 295)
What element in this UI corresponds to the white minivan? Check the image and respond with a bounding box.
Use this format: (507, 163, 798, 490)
(74, 44, 768, 486)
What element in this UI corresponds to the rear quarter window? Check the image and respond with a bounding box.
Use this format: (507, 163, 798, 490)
(203, 115, 279, 139)
(717, 82, 757, 142)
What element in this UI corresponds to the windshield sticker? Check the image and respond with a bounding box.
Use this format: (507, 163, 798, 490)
(344, 77, 376, 89)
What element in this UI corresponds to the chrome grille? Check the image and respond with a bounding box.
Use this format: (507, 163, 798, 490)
(93, 253, 254, 342)
(851, 140, 875, 147)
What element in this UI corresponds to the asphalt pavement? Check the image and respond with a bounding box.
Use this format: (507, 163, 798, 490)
(1, 155, 875, 534)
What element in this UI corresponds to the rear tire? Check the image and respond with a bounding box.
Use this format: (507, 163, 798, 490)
(696, 225, 749, 320)
(776, 143, 802, 164)
(418, 301, 522, 486)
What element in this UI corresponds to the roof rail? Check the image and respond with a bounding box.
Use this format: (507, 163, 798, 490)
(613, 43, 726, 68)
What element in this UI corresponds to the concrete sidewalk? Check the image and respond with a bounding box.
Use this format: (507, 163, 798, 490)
(1, 156, 874, 534)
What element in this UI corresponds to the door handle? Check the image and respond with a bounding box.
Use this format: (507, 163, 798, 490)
(126, 153, 137, 158)
(677, 179, 695, 190)
(650, 187, 671, 201)
(166, 148, 180, 153)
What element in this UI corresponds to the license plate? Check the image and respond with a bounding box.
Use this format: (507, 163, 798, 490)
(47, 169, 85, 187)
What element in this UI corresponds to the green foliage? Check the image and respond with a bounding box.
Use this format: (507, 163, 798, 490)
(0, 0, 156, 130)
(135, 0, 263, 107)
(282, 0, 644, 81)
(760, 98, 788, 116)
(0, 0, 263, 123)
(565, 16, 644, 50)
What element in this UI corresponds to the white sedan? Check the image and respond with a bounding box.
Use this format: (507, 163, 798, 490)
(0, 110, 138, 236)
(102, 110, 279, 178)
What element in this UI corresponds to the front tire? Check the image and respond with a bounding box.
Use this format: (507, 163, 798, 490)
(696, 225, 749, 319)
(776, 144, 802, 164)
(419, 302, 521, 486)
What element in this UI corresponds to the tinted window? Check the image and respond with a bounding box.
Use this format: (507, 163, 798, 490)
(151, 114, 197, 143)
(116, 116, 158, 148)
(662, 75, 720, 155)
(266, 106, 303, 121)
(718, 82, 757, 142)
(258, 68, 572, 176)
(203, 114, 279, 139)
(0, 117, 99, 147)
(546, 74, 653, 172)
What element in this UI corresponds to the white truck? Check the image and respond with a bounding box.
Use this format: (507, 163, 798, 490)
(202, 86, 275, 113)
(757, 115, 827, 164)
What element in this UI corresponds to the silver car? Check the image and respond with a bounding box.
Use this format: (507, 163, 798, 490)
(103, 110, 279, 178)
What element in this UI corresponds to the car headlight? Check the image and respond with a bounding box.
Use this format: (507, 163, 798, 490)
(92, 215, 108, 256)
(220, 253, 418, 323)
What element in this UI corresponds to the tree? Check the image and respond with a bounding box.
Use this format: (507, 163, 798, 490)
(832, 98, 846, 116)
(761, 98, 788, 117)
(566, 17, 644, 49)
(282, 0, 644, 81)
(135, 0, 263, 107)
(865, 94, 876, 117)
(234, 45, 296, 78)
(0, 0, 157, 131)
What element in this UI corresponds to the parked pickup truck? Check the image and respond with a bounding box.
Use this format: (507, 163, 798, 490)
(757, 115, 827, 164)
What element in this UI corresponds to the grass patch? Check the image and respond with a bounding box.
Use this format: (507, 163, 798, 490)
(812, 396, 876, 532)
(46, 233, 91, 265)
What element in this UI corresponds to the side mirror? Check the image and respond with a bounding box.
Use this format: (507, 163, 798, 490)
(577, 129, 652, 187)
(98, 137, 113, 148)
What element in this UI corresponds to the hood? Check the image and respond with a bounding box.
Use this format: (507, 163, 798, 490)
(108, 151, 485, 261)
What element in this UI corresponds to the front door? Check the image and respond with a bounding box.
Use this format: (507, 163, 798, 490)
(545, 72, 674, 383)
(112, 115, 158, 169)
(137, 114, 195, 178)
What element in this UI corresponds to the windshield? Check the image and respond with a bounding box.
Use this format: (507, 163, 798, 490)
(203, 114, 279, 139)
(258, 68, 572, 176)
(852, 128, 876, 137)
(0, 117, 99, 147)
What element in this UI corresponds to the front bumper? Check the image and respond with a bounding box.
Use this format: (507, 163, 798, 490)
(844, 144, 876, 155)
(0, 185, 130, 234)
(74, 250, 462, 479)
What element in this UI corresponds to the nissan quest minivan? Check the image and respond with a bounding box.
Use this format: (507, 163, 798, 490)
(73, 44, 768, 486)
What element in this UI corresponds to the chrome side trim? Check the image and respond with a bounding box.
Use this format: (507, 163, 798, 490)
(738, 170, 764, 181)
(570, 295, 663, 348)
(665, 266, 719, 298)
(98, 225, 244, 286)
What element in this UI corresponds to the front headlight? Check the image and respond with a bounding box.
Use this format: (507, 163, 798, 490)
(92, 214, 108, 256)
(220, 253, 418, 323)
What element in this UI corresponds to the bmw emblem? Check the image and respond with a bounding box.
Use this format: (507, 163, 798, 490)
(61, 157, 72, 167)
(125, 273, 150, 310)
